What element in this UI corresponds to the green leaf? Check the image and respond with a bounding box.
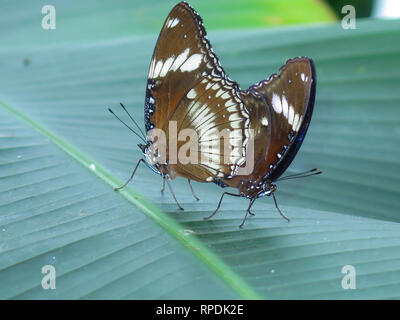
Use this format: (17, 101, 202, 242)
(0, 105, 255, 299)
(1, 3, 400, 299)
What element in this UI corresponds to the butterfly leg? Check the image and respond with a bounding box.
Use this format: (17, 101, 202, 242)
(204, 192, 240, 220)
(188, 179, 200, 201)
(240, 197, 256, 228)
(272, 192, 290, 222)
(166, 178, 184, 211)
(114, 158, 144, 191)
(161, 176, 166, 193)
(248, 200, 256, 216)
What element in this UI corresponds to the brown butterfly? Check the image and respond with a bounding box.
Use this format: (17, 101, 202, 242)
(109, 1, 320, 227)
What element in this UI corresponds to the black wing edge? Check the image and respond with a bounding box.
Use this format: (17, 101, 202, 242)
(269, 57, 317, 182)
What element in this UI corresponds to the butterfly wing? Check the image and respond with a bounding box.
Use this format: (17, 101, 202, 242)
(251, 57, 316, 181)
(217, 88, 271, 189)
(145, 2, 225, 132)
(222, 57, 316, 193)
(144, 2, 252, 183)
(168, 74, 251, 183)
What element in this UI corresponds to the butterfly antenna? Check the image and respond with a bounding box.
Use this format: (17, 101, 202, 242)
(119, 103, 146, 140)
(108, 108, 146, 143)
(277, 168, 322, 181)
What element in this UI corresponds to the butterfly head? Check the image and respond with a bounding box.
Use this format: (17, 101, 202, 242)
(261, 182, 277, 197)
(138, 142, 174, 178)
(237, 179, 277, 199)
(138, 142, 160, 175)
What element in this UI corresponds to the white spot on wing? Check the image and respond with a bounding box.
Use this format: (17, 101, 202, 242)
(215, 89, 224, 98)
(272, 93, 282, 114)
(212, 82, 221, 90)
(168, 18, 179, 28)
(294, 115, 303, 132)
(180, 54, 203, 72)
(188, 101, 202, 119)
(159, 56, 174, 77)
(171, 48, 190, 71)
(261, 117, 269, 126)
(292, 114, 300, 131)
(153, 60, 163, 78)
(205, 81, 213, 90)
(288, 105, 295, 125)
(221, 92, 230, 99)
(187, 88, 197, 99)
(225, 99, 235, 107)
(227, 106, 237, 113)
(148, 58, 156, 78)
(229, 113, 240, 121)
(282, 95, 289, 118)
(230, 120, 242, 129)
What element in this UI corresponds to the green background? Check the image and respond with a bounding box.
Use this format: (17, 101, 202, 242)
(1, 0, 400, 299)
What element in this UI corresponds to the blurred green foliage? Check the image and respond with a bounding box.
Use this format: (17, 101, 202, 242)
(325, 0, 374, 18)
(0, 0, 336, 48)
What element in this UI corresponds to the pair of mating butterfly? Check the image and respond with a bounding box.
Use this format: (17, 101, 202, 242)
(109, 2, 321, 227)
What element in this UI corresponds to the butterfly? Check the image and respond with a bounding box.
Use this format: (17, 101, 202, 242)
(109, 1, 320, 227)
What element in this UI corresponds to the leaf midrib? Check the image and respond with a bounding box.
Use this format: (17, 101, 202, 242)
(0, 98, 262, 300)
